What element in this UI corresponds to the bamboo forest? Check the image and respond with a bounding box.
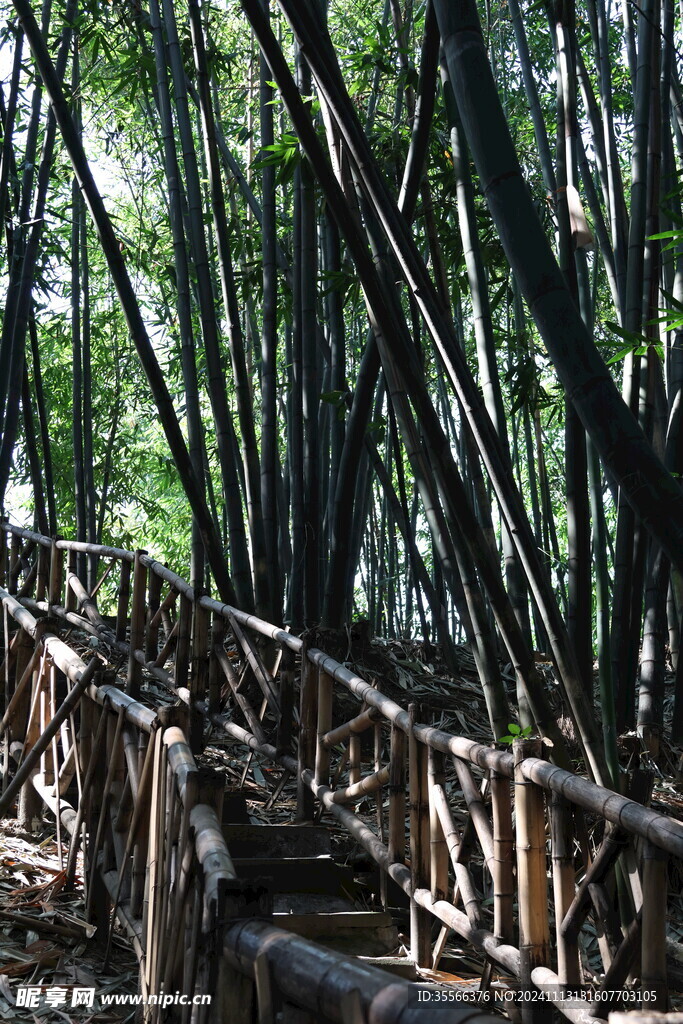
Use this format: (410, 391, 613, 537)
(0, 0, 683, 1017)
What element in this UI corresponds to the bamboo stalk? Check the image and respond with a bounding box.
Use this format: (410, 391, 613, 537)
(65, 549, 77, 613)
(330, 764, 389, 803)
(430, 781, 482, 926)
(35, 543, 49, 603)
(126, 550, 147, 698)
(191, 597, 209, 705)
(453, 756, 494, 871)
(491, 761, 514, 942)
(146, 569, 162, 663)
(228, 611, 280, 713)
(321, 706, 382, 748)
(85, 706, 126, 920)
(209, 612, 225, 715)
(550, 792, 581, 985)
(116, 558, 131, 642)
(175, 594, 192, 690)
(48, 538, 63, 608)
(297, 648, 317, 821)
(388, 723, 405, 867)
(640, 840, 668, 1009)
(275, 644, 294, 756)
(427, 746, 448, 903)
(65, 699, 109, 889)
(214, 642, 266, 744)
(315, 667, 333, 786)
(513, 737, 551, 1023)
(408, 704, 430, 966)
(348, 729, 361, 786)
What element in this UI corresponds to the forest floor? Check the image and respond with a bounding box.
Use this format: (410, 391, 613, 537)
(0, 819, 138, 1022)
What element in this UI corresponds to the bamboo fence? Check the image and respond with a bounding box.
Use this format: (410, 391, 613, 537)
(1, 520, 682, 1023)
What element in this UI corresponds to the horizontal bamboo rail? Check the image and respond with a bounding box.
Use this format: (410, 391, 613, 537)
(1, 520, 682, 1021)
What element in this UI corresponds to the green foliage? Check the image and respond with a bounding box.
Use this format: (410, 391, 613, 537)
(499, 723, 535, 745)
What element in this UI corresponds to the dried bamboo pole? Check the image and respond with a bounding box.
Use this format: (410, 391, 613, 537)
(561, 825, 627, 942)
(0, 520, 6, 588)
(34, 548, 48, 602)
(297, 648, 317, 821)
(146, 569, 162, 663)
(228, 611, 279, 712)
(453, 757, 494, 871)
(348, 729, 361, 786)
(149, 586, 178, 632)
(427, 747, 448, 903)
(35, 545, 49, 603)
(65, 699, 109, 888)
(315, 667, 333, 785)
(321, 706, 382, 748)
(330, 765, 389, 802)
(513, 737, 551, 1023)
(640, 840, 668, 1009)
(65, 550, 78, 613)
(126, 550, 147, 698)
(430, 780, 482, 926)
(222, 916, 497, 1024)
(85, 706, 126, 920)
(7, 534, 21, 594)
(388, 723, 405, 868)
(550, 792, 581, 984)
(191, 597, 209, 704)
(48, 538, 63, 608)
(408, 704, 430, 966)
(491, 761, 514, 941)
(0, 640, 42, 738)
(144, 732, 166, 999)
(105, 728, 158, 955)
(175, 593, 192, 690)
(275, 645, 294, 756)
(209, 612, 225, 715)
(0, 656, 99, 815)
(153, 620, 179, 668)
(214, 643, 266, 743)
(116, 558, 131, 642)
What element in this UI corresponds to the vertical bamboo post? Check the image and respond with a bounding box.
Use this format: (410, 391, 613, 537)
(126, 550, 148, 699)
(146, 570, 162, 662)
(349, 729, 361, 786)
(388, 723, 406, 866)
(315, 667, 333, 786)
(0, 520, 7, 587)
(296, 646, 317, 821)
(116, 558, 131, 641)
(428, 746, 449, 905)
(208, 612, 225, 715)
(640, 840, 668, 1009)
(175, 594, 192, 691)
(408, 703, 431, 966)
(48, 539, 63, 610)
(65, 549, 78, 612)
(36, 543, 50, 603)
(491, 760, 514, 942)
(550, 793, 581, 985)
(514, 737, 551, 1023)
(190, 595, 209, 703)
(8, 535, 20, 594)
(276, 645, 294, 756)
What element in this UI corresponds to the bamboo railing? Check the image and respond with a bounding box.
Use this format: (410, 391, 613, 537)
(1, 520, 682, 1023)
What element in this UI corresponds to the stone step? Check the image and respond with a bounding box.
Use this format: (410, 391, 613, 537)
(271, 905, 399, 957)
(229, 856, 357, 898)
(222, 822, 332, 858)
